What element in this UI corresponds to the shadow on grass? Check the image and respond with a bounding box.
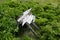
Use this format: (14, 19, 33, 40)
(11, 22, 40, 40)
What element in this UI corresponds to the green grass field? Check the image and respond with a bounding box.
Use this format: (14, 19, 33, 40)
(0, 0, 60, 40)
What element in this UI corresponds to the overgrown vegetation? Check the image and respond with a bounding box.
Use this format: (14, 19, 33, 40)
(0, 0, 60, 40)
